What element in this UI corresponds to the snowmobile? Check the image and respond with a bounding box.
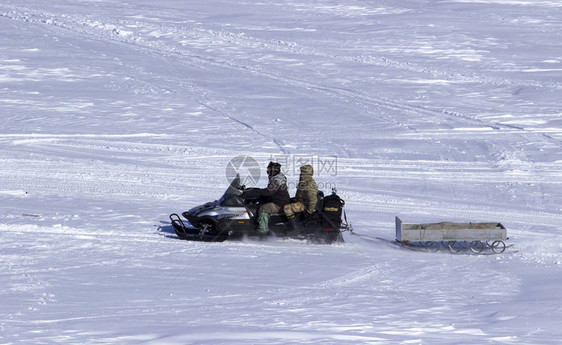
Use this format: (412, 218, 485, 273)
(169, 174, 351, 244)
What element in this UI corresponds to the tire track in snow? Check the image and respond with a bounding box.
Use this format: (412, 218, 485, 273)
(2, 3, 560, 153)
(3, 2, 560, 91)
(0, 223, 166, 245)
(0, 135, 240, 201)
(0, 5, 291, 153)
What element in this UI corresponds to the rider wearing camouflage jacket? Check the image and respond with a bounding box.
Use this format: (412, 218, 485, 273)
(284, 164, 318, 217)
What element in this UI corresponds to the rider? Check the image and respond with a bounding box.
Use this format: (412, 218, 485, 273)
(283, 164, 318, 232)
(242, 162, 290, 235)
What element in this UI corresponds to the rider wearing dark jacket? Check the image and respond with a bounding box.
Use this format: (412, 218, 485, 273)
(242, 162, 289, 234)
(257, 164, 290, 207)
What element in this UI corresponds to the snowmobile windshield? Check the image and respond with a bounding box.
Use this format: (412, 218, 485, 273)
(224, 175, 241, 196)
(219, 175, 244, 206)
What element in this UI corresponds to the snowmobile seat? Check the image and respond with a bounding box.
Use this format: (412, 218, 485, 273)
(270, 191, 324, 219)
(289, 191, 325, 223)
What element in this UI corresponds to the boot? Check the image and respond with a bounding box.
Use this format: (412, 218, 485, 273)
(286, 215, 300, 236)
(257, 212, 269, 235)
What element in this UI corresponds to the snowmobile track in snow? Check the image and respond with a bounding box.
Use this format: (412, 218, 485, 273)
(3, 4, 562, 153)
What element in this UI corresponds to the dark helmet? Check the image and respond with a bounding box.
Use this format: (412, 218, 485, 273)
(267, 162, 281, 176)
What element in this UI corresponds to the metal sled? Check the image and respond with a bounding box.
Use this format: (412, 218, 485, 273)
(395, 217, 508, 254)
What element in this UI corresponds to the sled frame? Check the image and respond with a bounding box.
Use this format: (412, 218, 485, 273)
(395, 216, 507, 243)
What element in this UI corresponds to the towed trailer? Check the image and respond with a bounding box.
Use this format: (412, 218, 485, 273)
(395, 217, 508, 254)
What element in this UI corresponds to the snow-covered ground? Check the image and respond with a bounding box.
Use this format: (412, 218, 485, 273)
(1, 0, 561, 344)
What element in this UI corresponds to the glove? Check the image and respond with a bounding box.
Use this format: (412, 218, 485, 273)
(240, 189, 259, 200)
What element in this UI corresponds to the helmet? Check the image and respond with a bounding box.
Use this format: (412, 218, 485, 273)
(267, 162, 281, 176)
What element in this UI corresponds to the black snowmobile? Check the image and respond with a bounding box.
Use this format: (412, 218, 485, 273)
(169, 174, 352, 244)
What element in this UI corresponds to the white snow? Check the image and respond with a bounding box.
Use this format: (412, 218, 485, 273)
(1, 0, 561, 344)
